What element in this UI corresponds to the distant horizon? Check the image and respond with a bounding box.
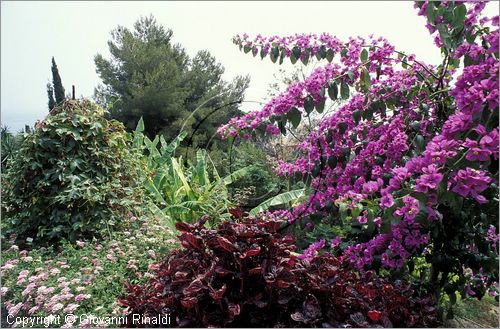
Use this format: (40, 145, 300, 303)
(2, 1, 499, 133)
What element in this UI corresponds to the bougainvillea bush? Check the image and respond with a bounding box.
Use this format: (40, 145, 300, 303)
(1, 100, 143, 245)
(120, 216, 439, 327)
(218, 1, 499, 311)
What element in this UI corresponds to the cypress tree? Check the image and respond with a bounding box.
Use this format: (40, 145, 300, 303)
(51, 57, 65, 104)
(47, 82, 55, 111)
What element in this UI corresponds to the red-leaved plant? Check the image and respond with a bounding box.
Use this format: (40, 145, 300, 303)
(119, 215, 439, 327)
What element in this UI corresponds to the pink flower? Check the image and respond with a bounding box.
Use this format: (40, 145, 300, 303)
(9, 245, 19, 252)
(50, 268, 61, 275)
(76, 240, 85, 248)
(380, 193, 394, 208)
(75, 293, 91, 302)
(8, 302, 23, 316)
(357, 211, 368, 224)
(450, 167, 492, 203)
(22, 283, 35, 296)
(148, 263, 160, 272)
(52, 303, 64, 312)
(331, 236, 342, 248)
(0, 287, 9, 296)
(415, 164, 443, 193)
(28, 306, 39, 315)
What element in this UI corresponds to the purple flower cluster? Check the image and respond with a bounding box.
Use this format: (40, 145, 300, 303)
(298, 239, 325, 261)
(450, 167, 492, 204)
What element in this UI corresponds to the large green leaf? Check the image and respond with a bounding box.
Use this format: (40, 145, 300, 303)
(195, 149, 209, 186)
(249, 188, 306, 216)
(221, 166, 251, 186)
(164, 132, 187, 155)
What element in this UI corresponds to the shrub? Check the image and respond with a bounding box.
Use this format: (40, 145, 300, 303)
(218, 2, 499, 308)
(119, 217, 439, 327)
(1, 100, 143, 245)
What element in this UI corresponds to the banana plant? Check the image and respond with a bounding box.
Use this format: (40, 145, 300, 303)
(134, 118, 250, 230)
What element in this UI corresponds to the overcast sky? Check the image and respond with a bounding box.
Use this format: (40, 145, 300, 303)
(1, 1, 498, 132)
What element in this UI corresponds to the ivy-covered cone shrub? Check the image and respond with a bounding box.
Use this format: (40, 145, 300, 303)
(2, 100, 143, 244)
(119, 217, 439, 327)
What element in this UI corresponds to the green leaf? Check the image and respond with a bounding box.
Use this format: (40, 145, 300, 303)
(221, 166, 251, 186)
(270, 47, 279, 63)
(443, 8, 454, 24)
(318, 86, 326, 98)
(360, 67, 371, 92)
(453, 4, 467, 26)
(360, 48, 368, 61)
(326, 48, 334, 62)
(165, 132, 187, 154)
(362, 107, 373, 121)
(437, 24, 452, 50)
(352, 110, 362, 124)
(401, 57, 408, 69)
(346, 70, 355, 83)
(292, 46, 301, 60)
(337, 122, 348, 135)
(251, 46, 258, 57)
(301, 49, 310, 65)
(135, 117, 145, 133)
(316, 45, 326, 60)
(249, 189, 306, 216)
(290, 53, 298, 64)
(260, 48, 267, 59)
(328, 82, 338, 100)
(426, 3, 436, 23)
(416, 135, 425, 151)
(315, 98, 326, 114)
(340, 82, 349, 100)
(304, 95, 315, 114)
(243, 45, 251, 53)
(287, 107, 302, 128)
(278, 121, 286, 135)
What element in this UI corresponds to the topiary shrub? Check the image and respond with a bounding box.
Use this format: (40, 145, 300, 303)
(119, 216, 439, 327)
(1, 100, 143, 245)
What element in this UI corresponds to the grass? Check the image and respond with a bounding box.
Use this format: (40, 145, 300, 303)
(451, 295, 499, 328)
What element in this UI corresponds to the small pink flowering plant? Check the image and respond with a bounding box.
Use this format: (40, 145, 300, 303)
(0, 214, 178, 327)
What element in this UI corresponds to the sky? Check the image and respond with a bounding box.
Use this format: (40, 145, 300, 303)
(1, 1, 498, 133)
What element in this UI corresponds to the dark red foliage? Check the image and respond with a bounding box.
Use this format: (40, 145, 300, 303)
(119, 217, 439, 328)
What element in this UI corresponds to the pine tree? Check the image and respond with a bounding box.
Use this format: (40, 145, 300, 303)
(94, 16, 249, 143)
(51, 57, 65, 104)
(47, 82, 55, 111)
